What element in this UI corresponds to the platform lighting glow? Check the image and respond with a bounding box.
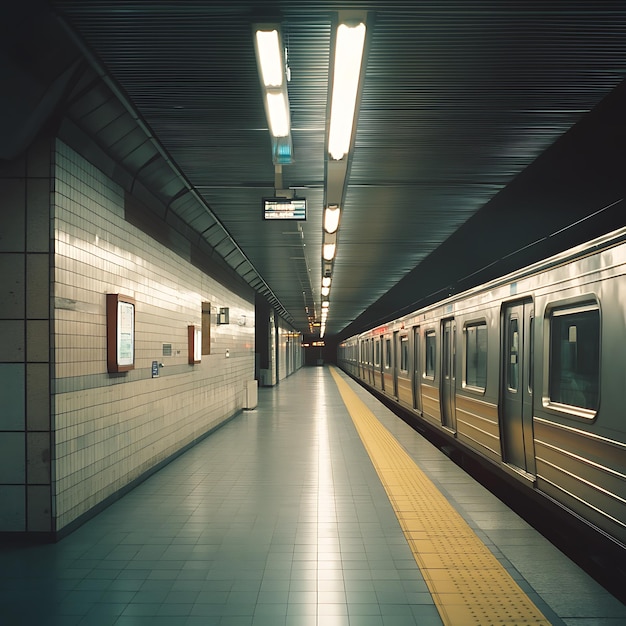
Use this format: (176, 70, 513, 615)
(324, 205, 341, 233)
(328, 22, 366, 160)
(256, 30, 283, 87)
(323, 242, 336, 260)
(266, 92, 290, 137)
(322, 301, 330, 309)
(322, 276, 331, 288)
(321, 286, 330, 297)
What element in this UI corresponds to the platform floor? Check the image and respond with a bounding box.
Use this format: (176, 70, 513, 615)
(1, 366, 624, 625)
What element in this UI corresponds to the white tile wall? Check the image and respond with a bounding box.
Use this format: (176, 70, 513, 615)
(52, 140, 255, 530)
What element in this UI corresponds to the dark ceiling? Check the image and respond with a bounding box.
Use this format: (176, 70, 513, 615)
(3, 1, 626, 341)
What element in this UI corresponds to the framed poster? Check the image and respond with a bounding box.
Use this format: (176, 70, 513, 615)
(107, 293, 135, 373)
(188, 325, 202, 364)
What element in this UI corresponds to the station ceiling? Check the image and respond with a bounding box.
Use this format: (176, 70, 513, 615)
(4, 1, 626, 341)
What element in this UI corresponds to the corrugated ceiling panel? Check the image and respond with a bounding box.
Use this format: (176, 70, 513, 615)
(51, 0, 626, 335)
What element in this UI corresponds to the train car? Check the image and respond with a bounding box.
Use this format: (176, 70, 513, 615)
(338, 227, 626, 550)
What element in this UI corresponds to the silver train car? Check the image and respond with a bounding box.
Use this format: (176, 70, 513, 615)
(338, 227, 626, 549)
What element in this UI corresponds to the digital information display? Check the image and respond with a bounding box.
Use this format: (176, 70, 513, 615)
(263, 197, 306, 221)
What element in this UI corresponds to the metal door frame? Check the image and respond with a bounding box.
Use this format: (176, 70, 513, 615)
(412, 326, 422, 411)
(393, 330, 399, 398)
(500, 298, 536, 477)
(441, 318, 457, 432)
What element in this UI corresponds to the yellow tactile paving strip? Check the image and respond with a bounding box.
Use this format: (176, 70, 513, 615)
(330, 367, 551, 625)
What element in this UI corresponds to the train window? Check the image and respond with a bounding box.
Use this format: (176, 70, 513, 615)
(425, 330, 436, 378)
(507, 317, 519, 392)
(466, 322, 487, 390)
(452, 326, 456, 379)
(400, 336, 409, 372)
(375, 339, 380, 366)
(385, 338, 392, 368)
(443, 326, 451, 378)
(549, 306, 599, 411)
(529, 316, 534, 395)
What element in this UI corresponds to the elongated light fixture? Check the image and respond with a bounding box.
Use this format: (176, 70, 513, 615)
(254, 25, 293, 163)
(256, 30, 283, 88)
(266, 92, 289, 137)
(324, 204, 341, 233)
(328, 21, 366, 160)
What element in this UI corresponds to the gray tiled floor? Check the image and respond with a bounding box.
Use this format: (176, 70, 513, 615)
(0, 367, 442, 626)
(1, 366, 624, 626)
(344, 369, 626, 626)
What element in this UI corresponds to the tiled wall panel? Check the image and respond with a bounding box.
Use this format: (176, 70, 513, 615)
(52, 141, 255, 531)
(0, 136, 53, 532)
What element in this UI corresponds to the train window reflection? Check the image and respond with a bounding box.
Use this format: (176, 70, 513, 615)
(466, 322, 487, 389)
(425, 330, 436, 378)
(549, 307, 599, 411)
(375, 339, 380, 366)
(385, 338, 392, 368)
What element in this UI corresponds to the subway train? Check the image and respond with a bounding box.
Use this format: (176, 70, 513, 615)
(338, 226, 626, 552)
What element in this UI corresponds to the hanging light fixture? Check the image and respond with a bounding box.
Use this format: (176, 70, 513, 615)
(253, 24, 293, 164)
(328, 21, 366, 161)
(324, 204, 341, 233)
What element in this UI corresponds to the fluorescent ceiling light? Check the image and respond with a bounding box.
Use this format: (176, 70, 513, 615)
(321, 286, 330, 297)
(266, 92, 290, 137)
(322, 276, 331, 288)
(328, 22, 366, 160)
(324, 205, 341, 233)
(255, 30, 283, 87)
(254, 25, 293, 161)
(323, 242, 336, 261)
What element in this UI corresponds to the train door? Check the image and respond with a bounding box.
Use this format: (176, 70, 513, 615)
(359, 339, 367, 380)
(375, 338, 382, 390)
(501, 300, 536, 476)
(392, 331, 399, 398)
(383, 335, 391, 393)
(412, 326, 422, 412)
(441, 318, 457, 431)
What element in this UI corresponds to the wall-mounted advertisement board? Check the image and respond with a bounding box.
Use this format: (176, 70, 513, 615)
(107, 293, 135, 373)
